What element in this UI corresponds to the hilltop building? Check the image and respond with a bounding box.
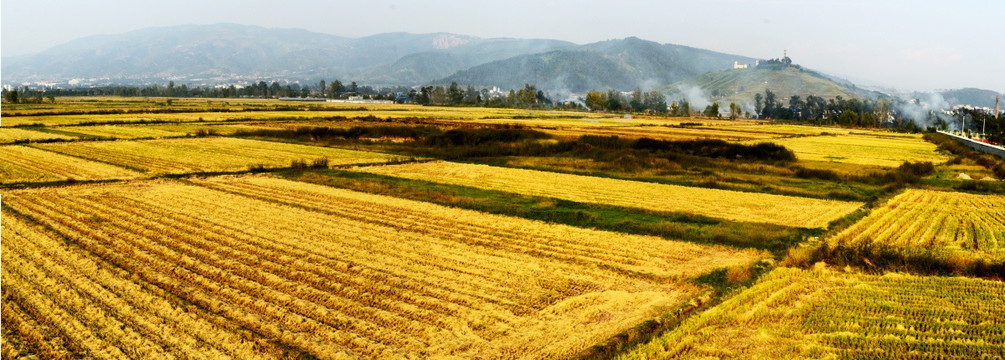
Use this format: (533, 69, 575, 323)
(733, 61, 749, 69)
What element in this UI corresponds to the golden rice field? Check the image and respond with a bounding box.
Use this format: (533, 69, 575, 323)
(2, 110, 391, 127)
(757, 133, 950, 167)
(618, 266, 1005, 359)
(354, 161, 863, 228)
(0, 176, 767, 359)
(0, 128, 76, 144)
(2, 97, 589, 119)
(827, 189, 1005, 263)
(542, 125, 790, 141)
(0, 145, 140, 184)
(57, 124, 189, 139)
(2, 101, 610, 127)
(137, 122, 281, 136)
(34, 137, 400, 175)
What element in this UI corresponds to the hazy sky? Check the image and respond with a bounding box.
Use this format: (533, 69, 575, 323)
(2, 0, 1002, 92)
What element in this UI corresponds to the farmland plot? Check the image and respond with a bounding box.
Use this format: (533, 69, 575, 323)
(355, 161, 863, 228)
(617, 266, 1005, 359)
(1, 176, 767, 359)
(0, 145, 140, 184)
(0, 128, 75, 144)
(756, 133, 949, 167)
(57, 124, 189, 139)
(827, 189, 1005, 264)
(34, 137, 400, 174)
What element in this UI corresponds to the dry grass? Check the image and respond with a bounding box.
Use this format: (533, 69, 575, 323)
(1, 176, 767, 359)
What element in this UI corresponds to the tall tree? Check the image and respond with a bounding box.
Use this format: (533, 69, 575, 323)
(643, 90, 667, 113)
(328, 80, 345, 98)
(703, 103, 720, 118)
(585, 91, 606, 111)
(763, 89, 777, 118)
(447, 82, 464, 105)
(630, 87, 644, 112)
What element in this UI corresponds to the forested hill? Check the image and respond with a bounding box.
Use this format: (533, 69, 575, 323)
(437, 37, 757, 94)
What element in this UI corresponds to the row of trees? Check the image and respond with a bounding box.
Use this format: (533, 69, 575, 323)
(1, 80, 411, 101)
(1, 81, 560, 109)
(2, 88, 55, 104)
(748, 88, 1005, 140)
(409, 83, 553, 108)
(754, 89, 893, 127)
(583, 88, 669, 114)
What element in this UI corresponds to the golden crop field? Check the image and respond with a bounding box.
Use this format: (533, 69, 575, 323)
(0, 145, 140, 184)
(354, 161, 863, 228)
(34, 137, 400, 174)
(0, 128, 76, 144)
(827, 189, 1005, 263)
(0, 176, 767, 359)
(1, 97, 592, 119)
(542, 125, 789, 141)
(57, 124, 189, 139)
(2, 110, 386, 127)
(618, 266, 1005, 359)
(756, 133, 950, 167)
(1, 99, 611, 127)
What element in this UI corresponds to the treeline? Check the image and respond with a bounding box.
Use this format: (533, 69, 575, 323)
(407, 83, 571, 109)
(0, 81, 579, 110)
(582, 88, 748, 119)
(583, 88, 668, 114)
(0, 81, 410, 102)
(752, 89, 892, 126)
(953, 107, 1005, 143)
(750, 88, 1005, 139)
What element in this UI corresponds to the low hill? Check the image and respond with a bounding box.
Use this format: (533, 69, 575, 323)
(666, 66, 877, 107)
(437, 37, 757, 94)
(939, 88, 1003, 108)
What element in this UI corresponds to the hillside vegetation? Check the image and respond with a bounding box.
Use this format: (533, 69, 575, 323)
(668, 67, 869, 105)
(439, 37, 756, 93)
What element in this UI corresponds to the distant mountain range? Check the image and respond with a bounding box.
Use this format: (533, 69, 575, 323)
(1, 24, 575, 87)
(1, 23, 752, 94)
(2, 23, 1001, 108)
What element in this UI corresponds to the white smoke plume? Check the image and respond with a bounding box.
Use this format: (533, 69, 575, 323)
(895, 92, 951, 129)
(674, 84, 711, 110)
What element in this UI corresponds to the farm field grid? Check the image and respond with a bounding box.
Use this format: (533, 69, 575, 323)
(1, 97, 1003, 359)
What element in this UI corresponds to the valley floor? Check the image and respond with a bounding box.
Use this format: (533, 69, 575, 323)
(2, 98, 1002, 359)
